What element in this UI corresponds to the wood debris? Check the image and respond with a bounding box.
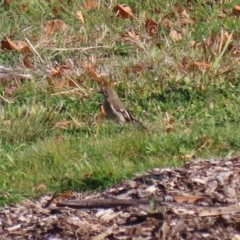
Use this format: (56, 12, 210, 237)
(1, 157, 240, 239)
(0, 65, 32, 80)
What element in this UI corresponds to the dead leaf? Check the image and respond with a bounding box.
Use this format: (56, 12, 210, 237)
(218, 9, 227, 18)
(55, 135, 64, 142)
(198, 206, 240, 217)
(51, 65, 69, 77)
(1, 38, 19, 51)
(17, 41, 32, 55)
(181, 56, 191, 70)
(233, 5, 240, 16)
(113, 4, 134, 19)
(177, 8, 196, 26)
(186, 120, 195, 126)
(204, 30, 234, 55)
(174, 195, 204, 203)
(55, 80, 69, 89)
(58, 191, 74, 200)
(52, 6, 65, 16)
(84, 171, 92, 178)
(145, 19, 158, 36)
(46, 76, 70, 90)
(163, 112, 175, 133)
(205, 138, 213, 148)
(192, 61, 211, 69)
(84, 0, 98, 10)
(54, 120, 72, 129)
(95, 113, 106, 122)
(36, 183, 46, 192)
(86, 69, 109, 86)
(2, 192, 11, 198)
(68, 79, 79, 88)
(126, 30, 141, 40)
(20, 4, 28, 12)
(23, 55, 34, 68)
(161, 18, 173, 28)
(125, 62, 147, 75)
(151, 8, 162, 14)
(179, 153, 195, 160)
(169, 29, 182, 42)
(165, 124, 174, 133)
(82, 56, 98, 71)
(100, 105, 105, 114)
(1, 39, 32, 56)
(178, 7, 189, 18)
(44, 20, 67, 35)
(164, 112, 174, 124)
(190, 40, 196, 47)
(76, 10, 85, 25)
(232, 49, 240, 58)
(46, 76, 54, 87)
(5, 86, 17, 98)
(178, 16, 195, 26)
(96, 105, 106, 122)
(3, 0, 11, 6)
(120, 30, 141, 45)
(196, 137, 213, 151)
(51, 68, 61, 77)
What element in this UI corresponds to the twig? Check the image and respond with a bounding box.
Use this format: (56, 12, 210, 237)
(51, 88, 84, 96)
(56, 198, 166, 209)
(43, 192, 59, 208)
(0, 95, 14, 103)
(47, 46, 112, 52)
(25, 38, 44, 63)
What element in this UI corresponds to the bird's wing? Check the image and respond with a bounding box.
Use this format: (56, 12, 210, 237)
(118, 109, 135, 122)
(110, 101, 147, 129)
(109, 102, 134, 122)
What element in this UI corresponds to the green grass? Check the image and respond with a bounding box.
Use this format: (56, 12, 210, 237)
(0, 0, 240, 205)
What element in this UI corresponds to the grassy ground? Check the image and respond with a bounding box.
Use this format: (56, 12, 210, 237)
(0, 0, 240, 205)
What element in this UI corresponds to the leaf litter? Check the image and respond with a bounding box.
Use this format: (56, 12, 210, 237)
(1, 157, 240, 239)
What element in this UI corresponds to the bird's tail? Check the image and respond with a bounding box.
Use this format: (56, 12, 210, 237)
(132, 117, 149, 131)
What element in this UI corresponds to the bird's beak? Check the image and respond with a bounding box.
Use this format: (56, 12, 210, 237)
(97, 89, 104, 94)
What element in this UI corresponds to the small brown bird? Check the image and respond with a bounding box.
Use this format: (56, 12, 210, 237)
(98, 88, 145, 127)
